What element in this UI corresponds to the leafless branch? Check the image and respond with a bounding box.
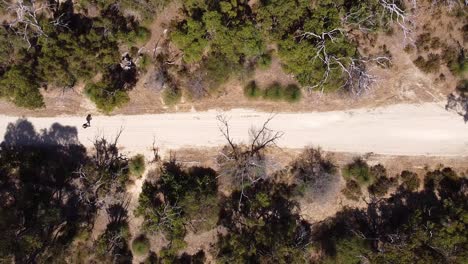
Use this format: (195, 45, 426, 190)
(216, 114, 283, 209)
(379, 0, 415, 44)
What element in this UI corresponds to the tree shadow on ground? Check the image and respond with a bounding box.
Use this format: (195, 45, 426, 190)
(313, 168, 467, 259)
(0, 119, 91, 262)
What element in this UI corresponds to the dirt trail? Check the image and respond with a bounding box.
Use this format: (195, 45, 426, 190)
(1, 102, 467, 157)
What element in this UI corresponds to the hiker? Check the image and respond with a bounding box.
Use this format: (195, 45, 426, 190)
(83, 114, 92, 129)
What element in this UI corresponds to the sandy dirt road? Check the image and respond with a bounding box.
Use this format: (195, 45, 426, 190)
(0, 102, 467, 157)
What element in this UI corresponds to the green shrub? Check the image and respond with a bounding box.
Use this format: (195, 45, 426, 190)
(162, 87, 182, 106)
(399, 170, 420, 191)
(85, 81, 130, 113)
(282, 84, 302, 103)
(263, 83, 284, 101)
(243, 81, 262, 99)
(180, 193, 219, 233)
(257, 52, 272, 70)
(137, 54, 151, 72)
(0, 66, 44, 109)
(129, 154, 145, 177)
(323, 236, 372, 264)
(132, 235, 150, 256)
(200, 54, 245, 92)
(135, 162, 218, 240)
(342, 158, 374, 186)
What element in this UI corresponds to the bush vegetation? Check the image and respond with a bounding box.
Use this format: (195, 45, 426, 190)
(0, 120, 466, 263)
(132, 235, 150, 256)
(85, 81, 130, 113)
(342, 158, 374, 186)
(243, 81, 262, 99)
(135, 161, 219, 238)
(399, 170, 420, 191)
(162, 86, 182, 106)
(413, 54, 441, 73)
(322, 167, 467, 264)
(291, 148, 338, 202)
(129, 154, 146, 177)
(0, 0, 148, 111)
(170, 0, 403, 96)
(243, 82, 302, 102)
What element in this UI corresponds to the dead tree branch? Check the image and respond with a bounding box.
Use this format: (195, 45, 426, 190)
(217, 114, 283, 209)
(379, 0, 415, 44)
(3, 0, 49, 48)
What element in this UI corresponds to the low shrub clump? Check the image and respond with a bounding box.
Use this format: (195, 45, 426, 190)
(129, 154, 145, 177)
(162, 86, 182, 106)
(283, 84, 302, 103)
(85, 81, 130, 113)
(243, 81, 262, 99)
(257, 53, 272, 70)
(413, 54, 441, 73)
(263, 83, 284, 101)
(132, 235, 150, 256)
(243, 82, 302, 103)
(342, 158, 374, 186)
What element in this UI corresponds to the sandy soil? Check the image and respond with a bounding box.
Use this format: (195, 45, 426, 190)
(1, 102, 467, 157)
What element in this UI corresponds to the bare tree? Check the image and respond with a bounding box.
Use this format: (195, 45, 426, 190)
(3, 0, 49, 48)
(74, 129, 129, 210)
(291, 148, 339, 203)
(216, 114, 283, 209)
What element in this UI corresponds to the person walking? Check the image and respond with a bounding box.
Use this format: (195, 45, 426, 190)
(83, 114, 92, 129)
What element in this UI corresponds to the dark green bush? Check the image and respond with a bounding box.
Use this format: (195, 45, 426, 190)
(132, 235, 150, 256)
(257, 52, 272, 70)
(399, 170, 420, 191)
(443, 47, 467, 77)
(342, 158, 374, 186)
(85, 81, 130, 113)
(263, 82, 284, 101)
(243, 81, 262, 99)
(0, 66, 44, 109)
(162, 86, 182, 106)
(129, 154, 145, 177)
(135, 162, 219, 240)
(283, 84, 302, 103)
